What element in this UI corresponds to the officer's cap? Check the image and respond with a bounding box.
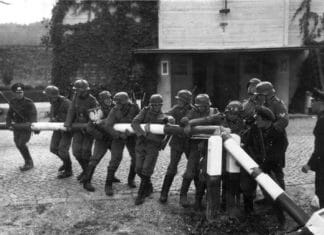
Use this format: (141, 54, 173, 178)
(11, 83, 24, 93)
(255, 106, 275, 122)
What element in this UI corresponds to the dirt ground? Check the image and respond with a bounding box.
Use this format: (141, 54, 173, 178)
(0, 185, 318, 235)
(0, 117, 319, 234)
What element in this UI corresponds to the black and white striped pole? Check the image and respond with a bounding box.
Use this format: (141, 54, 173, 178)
(206, 135, 223, 221)
(221, 132, 309, 227)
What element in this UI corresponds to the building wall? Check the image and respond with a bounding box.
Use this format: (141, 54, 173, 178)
(159, 0, 324, 50)
(157, 50, 305, 110)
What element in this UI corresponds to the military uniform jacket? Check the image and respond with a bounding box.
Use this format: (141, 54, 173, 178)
(64, 94, 98, 126)
(242, 97, 257, 125)
(246, 124, 288, 168)
(307, 112, 324, 173)
(165, 104, 192, 149)
(132, 106, 168, 146)
(6, 97, 37, 125)
(50, 96, 71, 122)
(104, 103, 140, 139)
(185, 106, 219, 121)
(266, 96, 289, 133)
(87, 104, 114, 140)
(223, 117, 246, 136)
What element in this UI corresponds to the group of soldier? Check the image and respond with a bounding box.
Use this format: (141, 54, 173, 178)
(5, 77, 290, 229)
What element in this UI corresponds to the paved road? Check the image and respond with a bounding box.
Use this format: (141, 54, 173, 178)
(0, 118, 317, 206)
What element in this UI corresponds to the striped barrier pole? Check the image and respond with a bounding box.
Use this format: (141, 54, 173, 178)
(206, 135, 223, 222)
(221, 132, 309, 227)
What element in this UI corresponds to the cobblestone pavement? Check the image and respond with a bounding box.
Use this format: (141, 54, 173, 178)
(0, 118, 317, 206)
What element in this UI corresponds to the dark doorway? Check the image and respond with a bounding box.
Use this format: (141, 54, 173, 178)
(213, 54, 240, 110)
(192, 55, 208, 97)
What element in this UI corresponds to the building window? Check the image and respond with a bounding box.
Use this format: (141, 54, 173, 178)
(161, 60, 169, 76)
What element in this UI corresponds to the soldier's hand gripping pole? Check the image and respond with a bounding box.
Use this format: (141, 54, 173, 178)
(221, 131, 309, 227)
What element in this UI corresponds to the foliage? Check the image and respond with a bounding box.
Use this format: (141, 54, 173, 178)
(293, 0, 324, 44)
(49, 0, 158, 97)
(0, 55, 14, 86)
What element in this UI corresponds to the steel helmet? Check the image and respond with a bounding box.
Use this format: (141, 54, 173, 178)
(72, 79, 90, 91)
(225, 100, 243, 115)
(194, 94, 211, 107)
(247, 78, 261, 88)
(113, 92, 129, 104)
(43, 85, 59, 97)
(255, 81, 275, 96)
(98, 90, 112, 101)
(175, 89, 192, 104)
(149, 94, 163, 105)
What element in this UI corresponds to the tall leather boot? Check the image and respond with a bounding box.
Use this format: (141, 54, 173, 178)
(127, 164, 136, 188)
(19, 146, 34, 171)
(159, 174, 175, 203)
(83, 164, 96, 192)
(194, 181, 206, 211)
(243, 195, 254, 215)
(135, 176, 148, 205)
(105, 170, 114, 196)
(57, 154, 72, 179)
(179, 178, 192, 208)
(144, 176, 153, 197)
(76, 158, 86, 181)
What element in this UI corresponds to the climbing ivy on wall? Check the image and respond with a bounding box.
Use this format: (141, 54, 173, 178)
(293, 0, 324, 44)
(289, 0, 324, 112)
(48, 0, 158, 97)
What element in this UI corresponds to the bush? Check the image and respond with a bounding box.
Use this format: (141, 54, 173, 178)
(0, 90, 47, 103)
(49, 0, 158, 95)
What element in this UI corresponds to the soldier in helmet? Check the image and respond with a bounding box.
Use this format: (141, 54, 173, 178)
(43, 85, 72, 178)
(6, 83, 38, 171)
(254, 81, 289, 133)
(187, 101, 245, 211)
(132, 94, 175, 205)
(242, 78, 262, 124)
(82, 90, 116, 192)
(254, 81, 289, 205)
(104, 92, 140, 196)
(159, 89, 193, 203)
(178, 94, 220, 207)
(64, 79, 98, 181)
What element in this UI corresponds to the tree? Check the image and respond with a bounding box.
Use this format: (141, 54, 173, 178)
(48, 0, 158, 96)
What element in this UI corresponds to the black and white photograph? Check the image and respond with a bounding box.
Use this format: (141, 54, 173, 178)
(0, 0, 324, 234)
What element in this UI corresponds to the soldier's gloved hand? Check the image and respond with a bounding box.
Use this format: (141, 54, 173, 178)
(144, 123, 150, 135)
(125, 129, 131, 136)
(180, 117, 189, 127)
(183, 124, 191, 136)
(6, 123, 13, 131)
(301, 164, 310, 173)
(119, 132, 127, 140)
(167, 116, 175, 125)
(65, 125, 72, 132)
